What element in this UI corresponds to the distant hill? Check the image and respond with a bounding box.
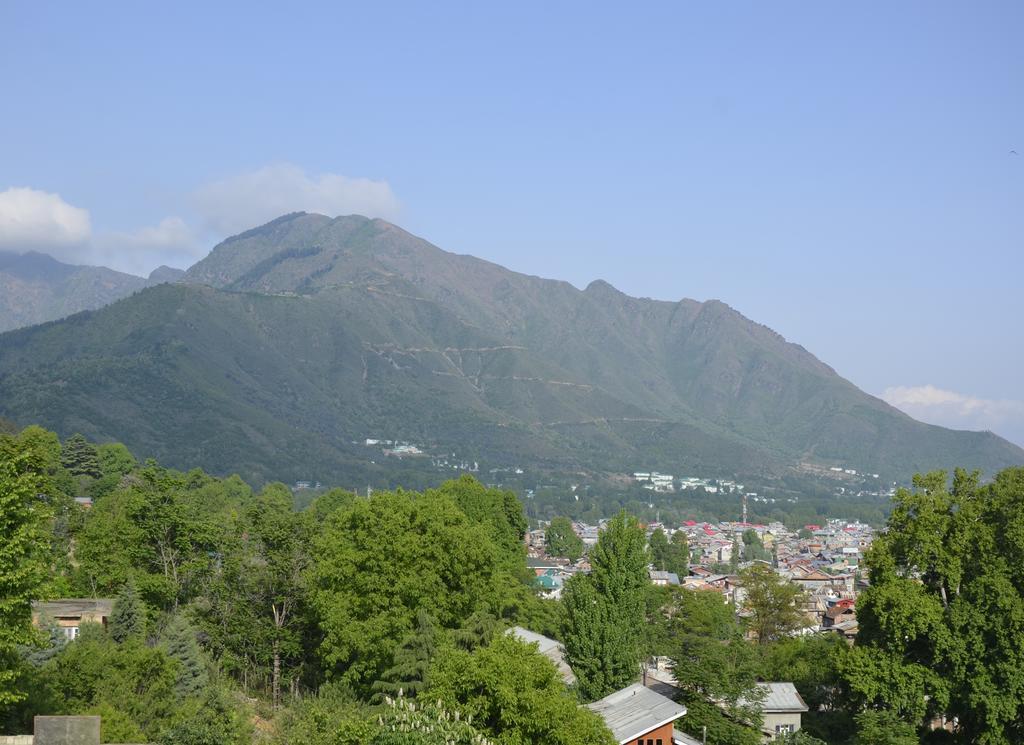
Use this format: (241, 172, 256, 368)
(0, 251, 184, 332)
(0, 213, 1019, 486)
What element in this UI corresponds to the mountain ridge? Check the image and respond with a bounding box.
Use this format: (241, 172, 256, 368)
(0, 249, 184, 332)
(0, 213, 1019, 486)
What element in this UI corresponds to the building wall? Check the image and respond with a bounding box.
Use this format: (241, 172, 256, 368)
(629, 721, 675, 744)
(762, 711, 802, 738)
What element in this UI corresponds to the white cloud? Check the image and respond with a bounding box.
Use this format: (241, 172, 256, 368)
(0, 165, 400, 276)
(94, 217, 201, 276)
(0, 187, 91, 249)
(193, 163, 400, 236)
(882, 384, 1024, 444)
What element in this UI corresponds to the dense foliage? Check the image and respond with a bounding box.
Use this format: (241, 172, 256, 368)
(562, 511, 648, 701)
(4, 424, 1024, 745)
(0, 427, 601, 743)
(839, 468, 1024, 744)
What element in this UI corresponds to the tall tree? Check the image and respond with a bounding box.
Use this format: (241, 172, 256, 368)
(649, 527, 670, 570)
(839, 468, 1024, 743)
(162, 614, 208, 698)
(667, 530, 689, 577)
(545, 517, 583, 561)
(430, 476, 527, 572)
(562, 511, 648, 700)
(110, 579, 146, 643)
(853, 710, 918, 745)
(740, 563, 808, 644)
(60, 433, 101, 479)
(197, 483, 309, 708)
(310, 488, 507, 696)
(0, 435, 51, 707)
(372, 609, 441, 699)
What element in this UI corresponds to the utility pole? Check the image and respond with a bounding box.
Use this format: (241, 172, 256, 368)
(742, 492, 748, 524)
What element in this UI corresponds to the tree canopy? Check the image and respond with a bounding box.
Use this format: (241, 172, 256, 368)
(562, 511, 648, 701)
(840, 467, 1024, 744)
(545, 517, 583, 562)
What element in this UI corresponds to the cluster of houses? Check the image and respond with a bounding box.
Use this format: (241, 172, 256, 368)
(631, 472, 748, 496)
(530, 516, 871, 636)
(524, 514, 875, 738)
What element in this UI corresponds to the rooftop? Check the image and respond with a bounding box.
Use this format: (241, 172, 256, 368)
(508, 626, 576, 685)
(741, 682, 808, 713)
(32, 599, 114, 617)
(587, 683, 686, 744)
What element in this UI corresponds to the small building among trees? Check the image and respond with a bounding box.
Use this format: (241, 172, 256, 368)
(31, 599, 113, 641)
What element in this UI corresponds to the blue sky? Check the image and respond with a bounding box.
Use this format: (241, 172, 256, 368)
(2, 1, 1022, 445)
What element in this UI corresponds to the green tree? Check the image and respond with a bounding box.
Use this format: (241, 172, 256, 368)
(60, 433, 101, 479)
(667, 530, 689, 577)
(649, 527, 670, 570)
(74, 464, 236, 608)
(196, 483, 309, 707)
(372, 609, 441, 699)
(270, 682, 376, 745)
(839, 468, 1024, 742)
(664, 588, 763, 745)
(162, 614, 208, 698)
(545, 517, 583, 561)
(741, 530, 771, 563)
(310, 488, 507, 695)
(110, 580, 146, 643)
(562, 511, 648, 700)
(427, 634, 616, 745)
(740, 563, 808, 644)
(729, 533, 741, 574)
(43, 624, 180, 741)
(853, 710, 918, 745)
(0, 434, 52, 707)
(431, 476, 527, 572)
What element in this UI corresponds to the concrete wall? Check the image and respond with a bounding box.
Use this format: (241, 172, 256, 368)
(33, 717, 99, 745)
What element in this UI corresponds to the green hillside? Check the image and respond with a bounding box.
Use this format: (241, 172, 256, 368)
(0, 213, 1019, 485)
(0, 250, 183, 332)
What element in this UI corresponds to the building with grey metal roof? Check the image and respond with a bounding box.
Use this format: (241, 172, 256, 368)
(587, 683, 686, 744)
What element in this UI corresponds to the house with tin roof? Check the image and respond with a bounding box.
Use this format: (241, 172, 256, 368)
(739, 682, 809, 739)
(587, 683, 689, 745)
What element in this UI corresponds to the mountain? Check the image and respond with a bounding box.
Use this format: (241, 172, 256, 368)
(0, 251, 183, 332)
(0, 213, 1019, 486)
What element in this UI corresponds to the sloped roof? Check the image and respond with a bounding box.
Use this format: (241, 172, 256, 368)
(743, 682, 808, 713)
(508, 627, 576, 685)
(587, 683, 686, 743)
(674, 728, 704, 745)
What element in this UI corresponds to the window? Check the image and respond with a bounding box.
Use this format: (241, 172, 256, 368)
(63, 626, 79, 640)
(775, 724, 794, 735)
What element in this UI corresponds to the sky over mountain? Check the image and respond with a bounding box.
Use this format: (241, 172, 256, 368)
(2, 1, 1022, 443)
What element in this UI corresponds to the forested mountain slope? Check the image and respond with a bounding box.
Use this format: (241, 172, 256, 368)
(0, 250, 183, 332)
(0, 213, 1018, 485)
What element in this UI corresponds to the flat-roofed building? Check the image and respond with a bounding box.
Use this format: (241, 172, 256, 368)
(32, 599, 114, 641)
